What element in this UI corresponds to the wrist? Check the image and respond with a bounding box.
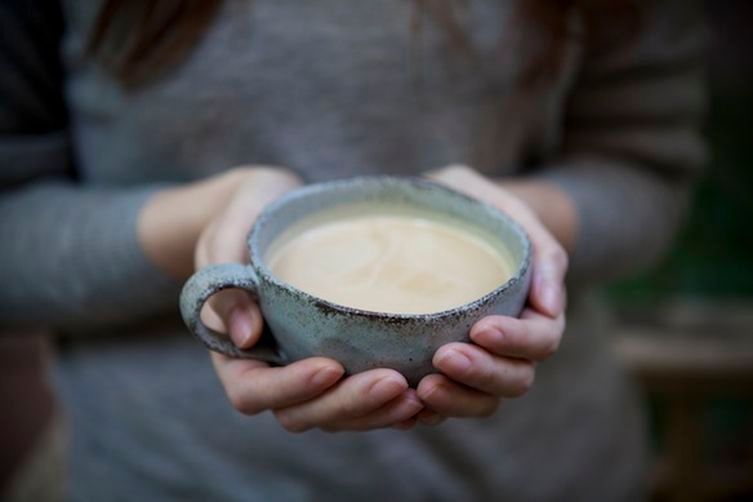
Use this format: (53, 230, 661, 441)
(501, 179, 578, 253)
(138, 173, 240, 279)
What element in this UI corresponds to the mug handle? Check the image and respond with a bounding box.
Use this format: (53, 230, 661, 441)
(179, 263, 284, 364)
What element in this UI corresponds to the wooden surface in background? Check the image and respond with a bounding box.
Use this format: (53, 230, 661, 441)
(614, 300, 753, 502)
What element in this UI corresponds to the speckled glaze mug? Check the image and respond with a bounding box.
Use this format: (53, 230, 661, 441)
(180, 176, 532, 386)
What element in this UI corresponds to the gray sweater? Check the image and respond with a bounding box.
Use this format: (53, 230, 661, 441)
(1, 0, 705, 500)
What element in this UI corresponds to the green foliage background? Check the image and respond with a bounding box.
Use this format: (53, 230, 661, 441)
(608, 90, 753, 303)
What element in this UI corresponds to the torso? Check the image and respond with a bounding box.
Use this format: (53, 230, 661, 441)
(61, 0, 577, 186)
(54, 2, 644, 500)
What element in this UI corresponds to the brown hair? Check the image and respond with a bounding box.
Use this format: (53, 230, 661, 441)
(88, 0, 637, 89)
(87, 0, 223, 87)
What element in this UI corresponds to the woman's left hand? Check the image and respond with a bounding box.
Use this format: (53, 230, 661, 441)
(413, 166, 571, 425)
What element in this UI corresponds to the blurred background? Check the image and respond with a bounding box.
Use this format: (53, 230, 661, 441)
(1, 1, 752, 501)
(607, 1, 753, 500)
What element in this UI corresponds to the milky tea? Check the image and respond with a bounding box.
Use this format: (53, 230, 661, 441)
(265, 205, 514, 315)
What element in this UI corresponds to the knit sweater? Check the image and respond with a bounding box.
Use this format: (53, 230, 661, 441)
(0, 0, 705, 499)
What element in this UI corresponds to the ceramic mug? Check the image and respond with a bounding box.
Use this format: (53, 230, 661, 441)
(180, 176, 532, 386)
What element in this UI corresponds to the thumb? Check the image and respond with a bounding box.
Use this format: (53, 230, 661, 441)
(205, 289, 264, 349)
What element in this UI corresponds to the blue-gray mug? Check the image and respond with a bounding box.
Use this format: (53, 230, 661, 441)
(180, 176, 531, 386)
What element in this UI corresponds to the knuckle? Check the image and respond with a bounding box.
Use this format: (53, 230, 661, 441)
(223, 166, 252, 181)
(227, 388, 260, 416)
(334, 394, 361, 417)
(229, 165, 254, 174)
(446, 165, 470, 176)
(248, 165, 300, 185)
(247, 167, 275, 183)
(557, 314, 567, 334)
(439, 164, 463, 176)
(508, 320, 531, 351)
(274, 411, 308, 433)
(511, 367, 536, 397)
(419, 381, 446, 408)
(549, 246, 569, 271)
(475, 358, 499, 390)
(538, 336, 560, 360)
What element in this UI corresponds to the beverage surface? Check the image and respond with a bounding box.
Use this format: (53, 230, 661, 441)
(266, 213, 513, 314)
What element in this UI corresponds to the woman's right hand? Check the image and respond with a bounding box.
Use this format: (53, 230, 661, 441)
(181, 167, 424, 432)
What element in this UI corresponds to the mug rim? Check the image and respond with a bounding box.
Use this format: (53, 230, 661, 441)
(248, 176, 531, 321)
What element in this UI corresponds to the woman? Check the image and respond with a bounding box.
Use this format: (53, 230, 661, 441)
(0, 0, 705, 500)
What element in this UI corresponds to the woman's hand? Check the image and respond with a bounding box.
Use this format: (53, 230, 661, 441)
(415, 165, 573, 425)
(193, 168, 425, 432)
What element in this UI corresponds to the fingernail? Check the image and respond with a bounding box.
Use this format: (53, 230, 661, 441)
(311, 366, 342, 387)
(229, 308, 253, 347)
(438, 349, 471, 373)
(419, 382, 443, 402)
(403, 389, 423, 407)
(370, 377, 406, 400)
(475, 326, 504, 346)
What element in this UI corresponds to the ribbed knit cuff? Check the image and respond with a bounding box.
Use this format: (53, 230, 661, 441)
(72, 185, 183, 323)
(534, 159, 686, 285)
(0, 182, 183, 325)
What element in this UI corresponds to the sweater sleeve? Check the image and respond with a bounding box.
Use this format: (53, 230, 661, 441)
(0, 1, 180, 327)
(536, 0, 707, 284)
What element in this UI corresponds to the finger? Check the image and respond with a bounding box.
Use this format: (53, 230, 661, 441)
(530, 242, 568, 318)
(198, 208, 252, 267)
(416, 409, 446, 426)
(208, 171, 301, 263)
(211, 352, 344, 415)
(194, 219, 218, 269)
(425, 165, 473, 186)
(433, 343, 535, 397)
(417, 374, 500, 418)
(209, 213, 253, 263)
(426, 167, 568, 317)
(470, 309, 565, 361)
(273, 369, 408, 433)
(494, 197, 568, 318)
(202, 289, 263, 349)
(323, 390, 424, 432)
